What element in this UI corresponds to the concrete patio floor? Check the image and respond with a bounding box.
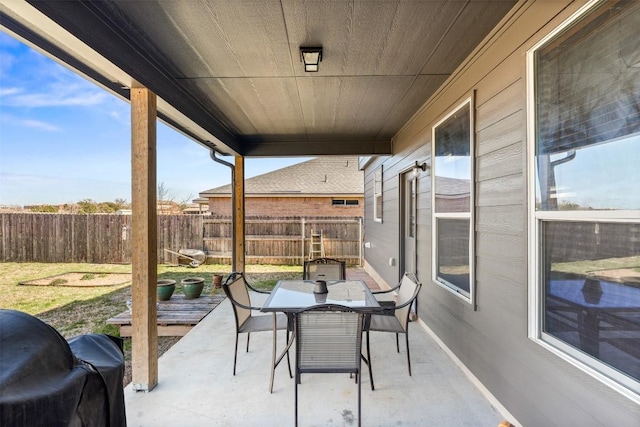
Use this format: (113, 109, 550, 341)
(124, 287, 509, 426)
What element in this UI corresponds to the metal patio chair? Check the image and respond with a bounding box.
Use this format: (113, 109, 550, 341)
(222, 272, 291, 381)
(294, 304, 367, 427)
(365, 272, 422, 390)
(303, 257, 346, 281)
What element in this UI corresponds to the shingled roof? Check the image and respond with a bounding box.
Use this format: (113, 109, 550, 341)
(435, 176, 471, 197)
(199, 157, 363, 197)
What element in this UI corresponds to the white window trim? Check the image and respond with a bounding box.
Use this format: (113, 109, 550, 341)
(526, 0, 640, 404)
(374, 166, 383, 223)
(431, 97, 475, 305)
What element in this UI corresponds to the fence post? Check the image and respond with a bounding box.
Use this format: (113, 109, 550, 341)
(301, 217, 306, 263)
(358, 217, 363, 267)
(200, 214, 205, 252)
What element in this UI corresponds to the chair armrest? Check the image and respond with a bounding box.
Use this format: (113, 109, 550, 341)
(245, 281, 271, 294)
(393, 297, 415, 310)
(371, 282, 401, 295)
(372, 283, 400, 317)
(224, 271, 271, 294)
(227, 298, 264, 312)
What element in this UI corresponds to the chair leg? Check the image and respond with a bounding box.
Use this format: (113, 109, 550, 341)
(246, 332, 251, 352)
(233, 332, 239, 376)
(270, 316, 277, 393)
(395, 333, 400, 353)
(357, 367, 362, 427)
(269, 315, 293, 393)
(366, 330, 375, 391)
(405, 332, 412, 376)
(286, 328, 292, 378)
(294, 371, 299, 427)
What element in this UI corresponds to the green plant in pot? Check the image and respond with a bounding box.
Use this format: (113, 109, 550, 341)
(157, 279, 176, 301)
(181, 277, 205, 299)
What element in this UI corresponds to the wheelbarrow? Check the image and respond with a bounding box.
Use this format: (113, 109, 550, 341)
(163, 249, 206, 267)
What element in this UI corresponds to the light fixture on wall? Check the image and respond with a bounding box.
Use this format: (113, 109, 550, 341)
(300, 46, 322, 72)
(412, 161, 427, 178)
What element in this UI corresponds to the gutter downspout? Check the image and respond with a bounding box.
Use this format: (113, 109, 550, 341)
(208, 145, 237, 269)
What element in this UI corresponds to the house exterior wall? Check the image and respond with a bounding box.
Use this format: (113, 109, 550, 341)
(208, 196, 363, 217)
(363, 1, 640, 425)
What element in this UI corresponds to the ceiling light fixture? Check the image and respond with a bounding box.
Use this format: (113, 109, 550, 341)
(300, 46, 322, 72)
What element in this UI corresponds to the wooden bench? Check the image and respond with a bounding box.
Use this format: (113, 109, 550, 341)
(107, 294, 223, 337)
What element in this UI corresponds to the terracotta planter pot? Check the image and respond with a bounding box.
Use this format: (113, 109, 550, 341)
(157, 279, 176, 301)
(212, 274, 223, 296)
(181, 277, 205, 299)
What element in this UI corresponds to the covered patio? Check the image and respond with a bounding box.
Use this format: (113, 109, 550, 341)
(124, 288, 507, 426)
(0, 1, 519, 423)
(9, 2, 639, 425)
(0, 0, 518, 396)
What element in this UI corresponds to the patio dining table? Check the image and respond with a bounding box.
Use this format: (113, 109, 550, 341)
(261, 279, 382, 392)
(547, 279, 640, 357)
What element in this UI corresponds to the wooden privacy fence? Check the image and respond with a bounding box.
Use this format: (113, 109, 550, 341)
(0, 213, 131, 263)
(202, 216, 363, 265)
(0, 213, 363, 266)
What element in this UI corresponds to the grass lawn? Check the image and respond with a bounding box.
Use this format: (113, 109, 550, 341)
(0, 262, 302, 338)
(552, 255, 640, 278)
(1, 262, 303, 385)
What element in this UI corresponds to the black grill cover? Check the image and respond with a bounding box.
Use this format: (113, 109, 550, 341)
(0, 309, 126, 426)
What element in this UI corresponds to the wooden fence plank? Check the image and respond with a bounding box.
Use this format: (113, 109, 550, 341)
(0, 214, 363, 265)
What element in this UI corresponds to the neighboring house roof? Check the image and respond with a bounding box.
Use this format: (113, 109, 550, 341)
(199, 157, 363, 197)
(435, 176, 471, 198)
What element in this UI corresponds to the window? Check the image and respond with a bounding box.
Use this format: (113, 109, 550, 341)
(529, 0, 640, 400)
(332, 199, 359, 206)
(374, 167, 383, 222)
(432, 100, 473, 301)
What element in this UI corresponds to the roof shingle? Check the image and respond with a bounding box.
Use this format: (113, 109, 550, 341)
(199, 157, 363, 196)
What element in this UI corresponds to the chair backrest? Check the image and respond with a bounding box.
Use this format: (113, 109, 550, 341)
(395, 273, 422, 330)
(222, 272, 252, 329)
(303, 258, 346, 280)
(295, 305, 364, 374)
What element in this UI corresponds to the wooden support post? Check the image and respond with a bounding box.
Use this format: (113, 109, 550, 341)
(130, 87, 158, 391)
(233, 156, 245, 272)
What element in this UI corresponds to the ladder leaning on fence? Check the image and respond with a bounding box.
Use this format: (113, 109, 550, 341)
(309, 230, 325, 259)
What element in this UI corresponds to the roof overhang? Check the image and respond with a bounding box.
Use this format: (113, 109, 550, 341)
(0, 0, 517, 157)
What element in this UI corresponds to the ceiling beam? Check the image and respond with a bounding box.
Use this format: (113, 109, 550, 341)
(241, 140, 392, 157)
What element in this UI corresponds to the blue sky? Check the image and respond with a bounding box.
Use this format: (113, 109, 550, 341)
(0, 32, 308, 207)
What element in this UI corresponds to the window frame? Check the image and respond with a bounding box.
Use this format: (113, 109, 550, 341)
(431, 97, 475, 304)
(526, 0, 640, 403)
(374, 166, 383, 223)
(332, 199, 359, 206)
